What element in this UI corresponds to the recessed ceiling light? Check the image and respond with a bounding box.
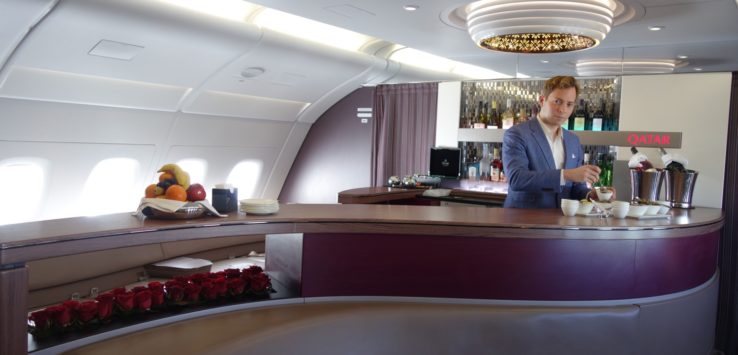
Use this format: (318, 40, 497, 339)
(403, 4, 419, 11)
(694, 67, 703, 71)
(677, 55, 688, 59)
(540, 60, 549, 64)
(648, 25, 664, 31)
(241, 67, 266, 78)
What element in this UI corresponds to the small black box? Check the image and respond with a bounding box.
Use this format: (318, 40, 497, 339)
(429, 147, 460, 178)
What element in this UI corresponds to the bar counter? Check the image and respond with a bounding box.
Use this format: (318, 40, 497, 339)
(0, 204, 724, 354)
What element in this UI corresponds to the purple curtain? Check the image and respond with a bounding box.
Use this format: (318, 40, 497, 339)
(371, 83, 438, 186)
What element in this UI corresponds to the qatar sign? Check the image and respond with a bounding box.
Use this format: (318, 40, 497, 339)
(574, 131, 682, 148)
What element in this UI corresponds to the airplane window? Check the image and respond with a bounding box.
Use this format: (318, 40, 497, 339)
(0, 160, 46, 225)
(81, 158, 140, 216)
(176, 158, 207, 186)
(226, 160, 263, 199)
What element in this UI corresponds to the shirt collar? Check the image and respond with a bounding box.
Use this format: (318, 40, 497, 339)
(537, 117, 563, 141)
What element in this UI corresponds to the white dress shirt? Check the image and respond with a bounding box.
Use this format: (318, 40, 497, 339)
(537, 118, 566, 185)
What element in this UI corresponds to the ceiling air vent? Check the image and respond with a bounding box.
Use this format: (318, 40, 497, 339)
(88, 40, 144, 61)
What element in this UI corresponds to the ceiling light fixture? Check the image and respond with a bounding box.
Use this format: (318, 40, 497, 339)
(648, 25, 664, 31)
(694, 67, 703, 71)
(465, 0, 616, 53)
(576, 59, 683, 76)
(403, 5, 419, 11)
(677, 55, 688, 59)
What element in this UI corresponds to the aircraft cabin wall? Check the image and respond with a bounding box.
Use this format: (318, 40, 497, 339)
(0, 0, 464, 225)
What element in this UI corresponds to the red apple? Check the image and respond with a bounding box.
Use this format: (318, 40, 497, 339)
(186, 183, 207, 201)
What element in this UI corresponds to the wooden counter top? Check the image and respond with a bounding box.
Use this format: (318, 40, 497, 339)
(0, 204, 723, 265)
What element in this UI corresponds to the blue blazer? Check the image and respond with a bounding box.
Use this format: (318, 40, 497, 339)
(502, 119, 589, 208)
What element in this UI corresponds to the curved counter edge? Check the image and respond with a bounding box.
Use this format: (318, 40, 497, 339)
(35, 274, 719, 355)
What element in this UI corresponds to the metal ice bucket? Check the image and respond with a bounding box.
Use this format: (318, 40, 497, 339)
(629, 169, 664, 203)
(664, 170, 699, 208)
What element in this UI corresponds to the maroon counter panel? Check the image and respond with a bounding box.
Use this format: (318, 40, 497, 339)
(300, 232, 719, 301)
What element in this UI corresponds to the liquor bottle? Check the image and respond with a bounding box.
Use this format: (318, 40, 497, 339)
(473, 101, 485, 129)
(659, 147, 687, 172)
(591, 101, 604, 131)
(501, 98, 515, 129)
(530, 103, 539, 121)
(597, 153, 613, 187)
(584, 101, 592, 130)
(490, 147, 502, 182)
(489, 100, 500, 129)
(518, 105, 528, 124)
(481, 102, 489, 128)
(572, 99, 586, 131)
(480, 144, 491, 180)
(583, 150, 591, 166)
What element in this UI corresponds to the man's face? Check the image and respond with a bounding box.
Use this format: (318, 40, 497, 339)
(538, 87, 577, 127)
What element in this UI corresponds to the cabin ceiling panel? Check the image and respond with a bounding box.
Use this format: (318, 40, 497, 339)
(249, 0, 738, 76)
(170, 113, 294, 148)
(199, 30, 377, 103)
(183, 90, 310, 121)
(7, 0, 262, 88)
(0, 97, 176, 144)
(0, 66, 187, 111)
(0, 0, 56, 68)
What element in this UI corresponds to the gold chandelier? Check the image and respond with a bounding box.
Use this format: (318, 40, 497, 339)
(466, 0, 617, 53)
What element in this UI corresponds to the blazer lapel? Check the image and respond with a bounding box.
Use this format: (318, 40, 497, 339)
(563, 130, 579, 169)
(529, 119, 556, 170)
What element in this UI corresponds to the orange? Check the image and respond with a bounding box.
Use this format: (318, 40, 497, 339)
(145, 184, 158, 198)
(164, 184, 187, 201)
(159, 172, 175, 183)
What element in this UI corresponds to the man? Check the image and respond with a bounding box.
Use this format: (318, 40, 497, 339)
(502, 76, 600, 208)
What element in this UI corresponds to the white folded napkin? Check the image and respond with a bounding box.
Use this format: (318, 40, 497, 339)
(134, 198, 227, 217)
(628, 152, 649, 168)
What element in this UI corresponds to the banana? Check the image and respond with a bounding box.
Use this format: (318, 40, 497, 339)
(157, 163, 191, 190)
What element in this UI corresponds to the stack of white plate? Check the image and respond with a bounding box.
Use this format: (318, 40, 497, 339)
(240, 198, 279, 215)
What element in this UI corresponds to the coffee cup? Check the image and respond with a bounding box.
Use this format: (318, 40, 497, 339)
(561, 200, 579, 216)
(212, 184, 238, 213)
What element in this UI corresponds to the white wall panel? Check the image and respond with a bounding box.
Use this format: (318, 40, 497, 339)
(0, 141, 156, 221)
(618, 73, 731, 208)
(263, 122, 312, 199)
(0, 97, 176, 144)
(169, 113, 294, 147)
(436, 81, 461, 147)
(0, 68, 187, 111)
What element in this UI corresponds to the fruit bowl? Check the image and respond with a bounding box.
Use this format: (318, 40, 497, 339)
(146, 203, 206, 220)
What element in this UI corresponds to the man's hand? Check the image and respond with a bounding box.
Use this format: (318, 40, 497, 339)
(563, 165, 601, 185)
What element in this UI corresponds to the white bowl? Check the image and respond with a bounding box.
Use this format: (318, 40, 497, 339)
(658, 205, 671, 215)
(612, 206, 629, 219)
(627, 205, 648, 217)
(577, 202, 594, 215)
(561, 198, 579, 206)
(645, 205, 661, 215)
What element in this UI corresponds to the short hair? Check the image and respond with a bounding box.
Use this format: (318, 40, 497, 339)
(541, 76, 580, 98)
